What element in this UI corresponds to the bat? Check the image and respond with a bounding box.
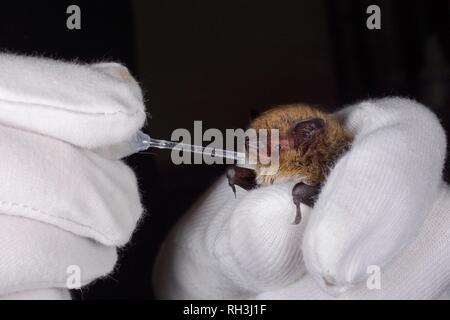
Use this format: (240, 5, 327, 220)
(226, 104, 353, 224)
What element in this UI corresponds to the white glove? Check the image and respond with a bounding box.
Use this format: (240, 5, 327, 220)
(153, 97, 449, 300)
(0, 54, 146, 299)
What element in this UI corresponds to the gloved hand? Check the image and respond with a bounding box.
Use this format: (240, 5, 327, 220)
(153, 97, 449, 300)
(0, 54, 146, 299)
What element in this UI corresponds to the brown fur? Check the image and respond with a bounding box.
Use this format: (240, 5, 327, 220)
(249, 104, 352, 186)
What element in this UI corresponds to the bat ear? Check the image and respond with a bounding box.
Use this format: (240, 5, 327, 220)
(290, 118, 325, 149)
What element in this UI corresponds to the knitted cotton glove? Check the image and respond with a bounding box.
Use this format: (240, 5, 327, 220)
(0, 54, 146, 299)
(153, 97, 449, 300)
(301, 98, 447, 295)
(256, 182, 450, 299)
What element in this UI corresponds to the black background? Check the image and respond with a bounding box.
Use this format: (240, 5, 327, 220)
(0, 0, 448, 299)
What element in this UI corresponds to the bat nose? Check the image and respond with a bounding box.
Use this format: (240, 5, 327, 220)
(279, 139, 290, 149)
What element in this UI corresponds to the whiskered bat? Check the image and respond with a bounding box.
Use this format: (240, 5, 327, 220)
(226, 104, 353, 224)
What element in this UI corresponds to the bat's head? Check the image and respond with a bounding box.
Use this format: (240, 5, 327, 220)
(248, 104, 352, 186)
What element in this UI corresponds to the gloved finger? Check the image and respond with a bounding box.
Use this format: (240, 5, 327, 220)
(1, 288, 72, 300)
(0, 54, 146, 246)
(153, 176, 245, 300)
(254, 273, 334, 300)
(0, 53, 146, 149)
(0, 54, 146, 296)
(302, 98, 447, 293)
(154, 176, 312, 299)
(223, 181, 311, 292)
(262, 183, 450, 299)
(0, 214, 116, 297)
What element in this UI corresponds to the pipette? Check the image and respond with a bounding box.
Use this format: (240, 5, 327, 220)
(95, 130, 247, 163)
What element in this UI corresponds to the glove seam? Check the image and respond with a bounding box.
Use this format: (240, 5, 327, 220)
(0, 200, 117, 244)
(0, 277, 100, 297)
(0, 97, 144, 117)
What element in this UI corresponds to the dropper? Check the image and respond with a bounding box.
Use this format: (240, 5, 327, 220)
(95, 130, 247, 163)
(146, 135, 246, 162)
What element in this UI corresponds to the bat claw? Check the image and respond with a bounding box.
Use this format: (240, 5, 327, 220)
(292, 182, 320, 225)
(226, 166, 257, 197)
(293, 203, 302, 224)
(229, 183, 237, 198)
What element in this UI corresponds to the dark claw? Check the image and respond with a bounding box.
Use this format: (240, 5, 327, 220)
(229, 182, 237, 198)
(291, 182, 320, 224)
(226, 166, 257, 196)
(294, 202, 302, 224)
